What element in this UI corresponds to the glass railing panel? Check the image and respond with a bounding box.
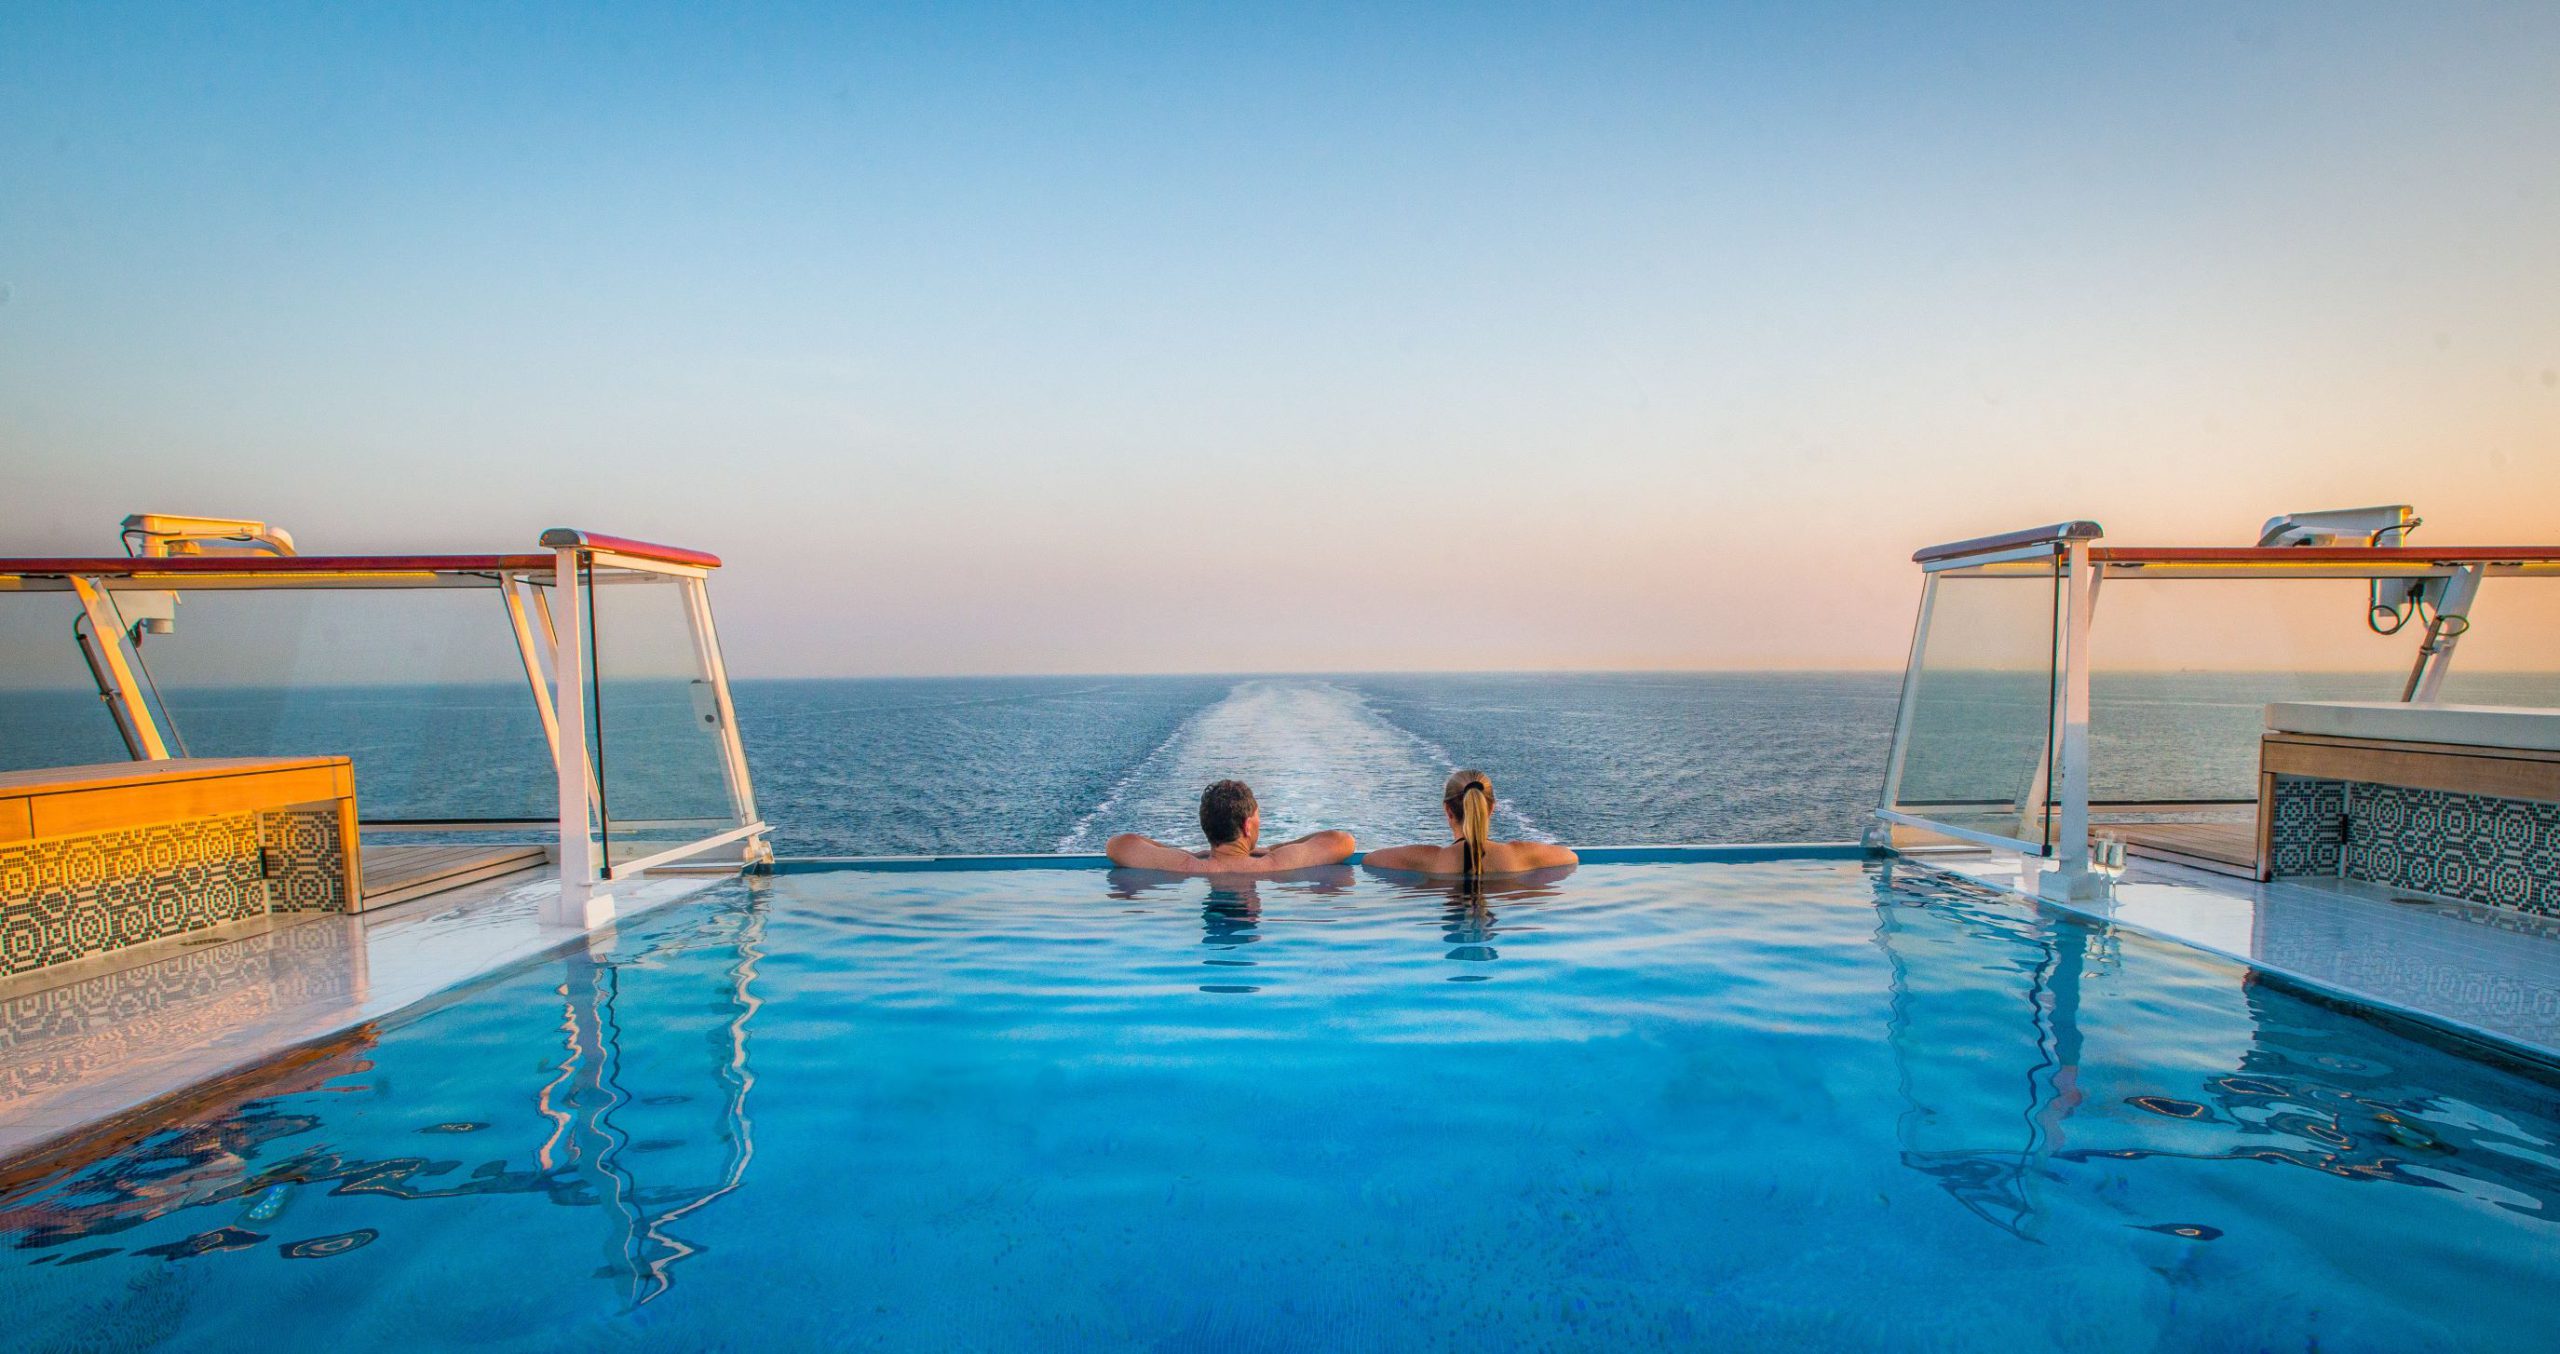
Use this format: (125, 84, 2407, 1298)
(121, 585, 554, 821)
(0, 593, 141, 771)
(586, 571, 744, 868)
(1890, 564, 2060, 851)
(2432, 578, 2560, 708)
(2086, 578, 2421, 807)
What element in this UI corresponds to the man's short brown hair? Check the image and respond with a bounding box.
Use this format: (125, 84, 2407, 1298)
(1199, 780, 1257, 845)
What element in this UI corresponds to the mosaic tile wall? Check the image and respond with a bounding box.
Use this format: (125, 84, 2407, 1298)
(261, 809, 351, 914)
(2267, 777, 2347, 877)
(0, 808, 353, 979)
(2269, 775, 2560, 917)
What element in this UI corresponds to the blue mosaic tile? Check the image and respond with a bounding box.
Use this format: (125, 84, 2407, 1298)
(2340, 783, 2559, 918)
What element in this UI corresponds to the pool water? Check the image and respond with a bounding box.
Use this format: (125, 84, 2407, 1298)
(3, 859, 2554, 1351)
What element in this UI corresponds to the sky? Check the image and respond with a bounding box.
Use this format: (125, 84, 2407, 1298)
(2, 2, 2556, 676)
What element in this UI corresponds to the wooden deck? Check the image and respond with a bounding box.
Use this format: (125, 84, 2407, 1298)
(358, 843, 549, 909)
(2102, 821, 2261, 878)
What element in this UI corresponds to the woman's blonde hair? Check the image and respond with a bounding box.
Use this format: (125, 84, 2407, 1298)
(1443, 769, 1492, 879)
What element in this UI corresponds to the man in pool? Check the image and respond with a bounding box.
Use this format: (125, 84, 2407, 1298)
(1104, 779, 1356, 875)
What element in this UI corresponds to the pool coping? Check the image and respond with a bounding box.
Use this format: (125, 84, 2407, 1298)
(767, 841, 1879, 872)
(0, 870, 733, 1184)
(1908, 852, 2560, 1078)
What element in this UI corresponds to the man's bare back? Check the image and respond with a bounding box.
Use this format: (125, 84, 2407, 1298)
(1103, 778, 1356, 876)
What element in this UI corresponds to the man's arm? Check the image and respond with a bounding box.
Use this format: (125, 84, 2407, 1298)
(1107, 833, 1200, 871)
(1259, 829, 1357, 870)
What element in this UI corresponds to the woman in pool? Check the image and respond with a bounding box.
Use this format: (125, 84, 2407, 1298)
(1362, 769, 1577, 879)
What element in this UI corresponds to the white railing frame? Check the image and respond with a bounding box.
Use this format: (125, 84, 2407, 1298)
(549, 547, 769, 926)
(1874, 536, 2075, 860)
(1878, 526, 2545, 898)
(549, 547, 611, 928)
(2038, 539, 2101, 901)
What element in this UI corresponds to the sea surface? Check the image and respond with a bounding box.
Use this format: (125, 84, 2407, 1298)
(5, 670, 2558, 856)
(737, 673, 1903, 856)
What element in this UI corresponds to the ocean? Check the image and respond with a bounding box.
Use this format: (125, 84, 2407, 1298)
(7, 670, 2558, 857)
(738, 672, 1901, 856)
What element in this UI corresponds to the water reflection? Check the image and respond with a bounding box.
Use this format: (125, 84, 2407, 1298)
(1870, 862, 2091, 1238)
(1430, 872, 1569, 969)
(1104, 865, 1575, 982)
(551, 892, 768, 1305)
(0, 890, 772, 1306)
(1105, 865, 1358, 968)
(1868, 859, 2560, 1240)
(1371, 869, 1571, 979)
(0, 1026, 382, 1252)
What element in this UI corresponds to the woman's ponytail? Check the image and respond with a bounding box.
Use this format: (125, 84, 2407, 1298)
(1445, 769, 1494, 880)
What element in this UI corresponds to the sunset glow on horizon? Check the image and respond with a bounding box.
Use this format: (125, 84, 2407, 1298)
(4, 3, 2555, 676)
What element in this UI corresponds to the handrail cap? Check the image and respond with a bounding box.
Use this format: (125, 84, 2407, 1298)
(1913, 521, 2104, 564)
(538, 530, 723, 570)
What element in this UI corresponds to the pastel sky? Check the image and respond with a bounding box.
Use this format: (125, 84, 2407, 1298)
(3, 3, 2555, 676)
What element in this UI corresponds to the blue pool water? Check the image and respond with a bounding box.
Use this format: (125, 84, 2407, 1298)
(4, 859, 2555, 1350)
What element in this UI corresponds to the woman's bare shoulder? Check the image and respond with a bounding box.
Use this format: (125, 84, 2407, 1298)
(1361, 843, 1453, 872)
(1496, 840, 1578, 869)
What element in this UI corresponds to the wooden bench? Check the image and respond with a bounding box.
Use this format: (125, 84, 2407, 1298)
(2256, 705, 2560, 913)
(0, 757, 361, 978)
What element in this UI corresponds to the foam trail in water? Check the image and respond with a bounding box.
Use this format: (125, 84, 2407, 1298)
(1056, 679, 1456, 851)
(1357, 707, 1548, 840)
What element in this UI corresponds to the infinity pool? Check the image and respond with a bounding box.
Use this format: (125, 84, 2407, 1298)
(3, 859, 2554, 1350)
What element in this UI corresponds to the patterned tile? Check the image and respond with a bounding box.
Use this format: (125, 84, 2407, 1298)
(2341, 783, 2558, 917)
(2268, 777, 2348, 878)
(262, 810, 350, 914)
(2273, 775, 2560, 918)
(0, 808, 353, 978)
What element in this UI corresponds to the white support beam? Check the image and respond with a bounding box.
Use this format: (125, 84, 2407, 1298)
(2040, 539, 2105, 903)
(598, 820, 771, 881)
(67, 576, 171, 760)
(2019, 559, 2105, 850)
(548, 548, 613, 929)
(1874, 808, 2047, 857)
(680, 577, 768, 866)
(502, 577, 564, 770)
(1868, 575, 1939, 848)
(2408, 564, 2484, 704)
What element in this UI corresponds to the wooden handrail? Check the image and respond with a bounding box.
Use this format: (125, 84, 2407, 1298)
(0, 553, 552, 577)
(0, 528, 729, 578)
(2094, 545, 2560, 565)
